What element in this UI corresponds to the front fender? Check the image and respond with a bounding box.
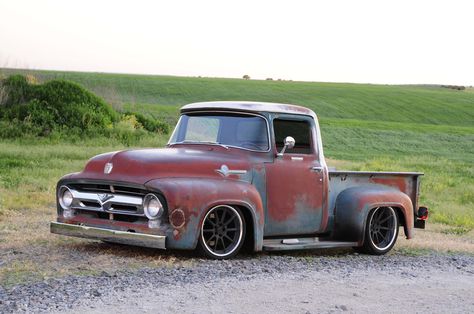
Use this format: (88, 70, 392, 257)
(332, 185, 414, 244)
(145, 178, 265, 251)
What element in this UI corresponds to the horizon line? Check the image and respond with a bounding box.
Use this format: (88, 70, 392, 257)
(1, 66, 472, 88)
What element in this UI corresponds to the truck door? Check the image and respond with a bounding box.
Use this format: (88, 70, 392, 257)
(264, 116, 325, 236)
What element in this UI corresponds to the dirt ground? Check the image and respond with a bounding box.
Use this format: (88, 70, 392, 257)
(66, 255, 474, 314)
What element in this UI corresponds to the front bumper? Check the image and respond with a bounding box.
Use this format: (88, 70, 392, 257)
(50, 221, 166, 249)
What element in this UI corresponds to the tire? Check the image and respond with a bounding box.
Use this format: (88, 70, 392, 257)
(198, 205, 246, 259)
(357, 206, 399, 255)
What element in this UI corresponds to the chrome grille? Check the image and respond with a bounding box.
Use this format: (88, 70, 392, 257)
(64, 184, 146, 216)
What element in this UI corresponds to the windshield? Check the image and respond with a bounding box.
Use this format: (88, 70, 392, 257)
(169, 113, 269, 151)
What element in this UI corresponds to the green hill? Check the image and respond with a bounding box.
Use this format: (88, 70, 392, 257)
(1, 68, 473, 229)
(3, 68, 473, 126)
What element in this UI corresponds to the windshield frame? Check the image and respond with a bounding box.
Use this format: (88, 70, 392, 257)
(168, 111, 272, 153)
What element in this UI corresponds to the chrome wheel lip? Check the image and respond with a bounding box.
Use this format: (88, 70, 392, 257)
(368, 206, 397, 251)
(201, 205, 244, 258)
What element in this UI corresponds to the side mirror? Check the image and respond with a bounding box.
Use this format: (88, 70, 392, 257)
(277, 136, 295, 157)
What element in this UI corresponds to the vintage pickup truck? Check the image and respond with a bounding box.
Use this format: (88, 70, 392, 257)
(51, 101, 428, 259)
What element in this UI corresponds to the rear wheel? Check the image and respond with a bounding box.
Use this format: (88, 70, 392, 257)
(358, 206, 399, 255)
(198, 205, 246, 259)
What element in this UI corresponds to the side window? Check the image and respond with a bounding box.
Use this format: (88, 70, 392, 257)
(273, 119, 312, 154)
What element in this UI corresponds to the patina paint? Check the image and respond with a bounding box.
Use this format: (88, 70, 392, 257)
(265, 154, 324, 236)
(79, 146, 260, 184)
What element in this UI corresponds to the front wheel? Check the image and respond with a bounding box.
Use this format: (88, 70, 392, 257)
(357, 206, 399, 255)
(198, 205, 246, 259)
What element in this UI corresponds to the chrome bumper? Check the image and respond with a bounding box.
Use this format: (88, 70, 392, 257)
(50, 221, 166, 249)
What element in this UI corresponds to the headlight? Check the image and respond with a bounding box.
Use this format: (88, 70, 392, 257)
(143, 194, 164, 220)
(59, 187, 74, 209)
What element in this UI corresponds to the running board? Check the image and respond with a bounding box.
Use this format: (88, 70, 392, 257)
(262, 238, 358, 251)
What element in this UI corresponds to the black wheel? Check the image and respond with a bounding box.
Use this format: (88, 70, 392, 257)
(198, 205, 246, 259)
(358, 206, 399, 255)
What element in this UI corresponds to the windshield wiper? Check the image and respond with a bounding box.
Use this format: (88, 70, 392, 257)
(174, 140, 229, 150)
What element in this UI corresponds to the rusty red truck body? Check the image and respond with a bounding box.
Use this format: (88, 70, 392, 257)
(50, 101, 428, 259)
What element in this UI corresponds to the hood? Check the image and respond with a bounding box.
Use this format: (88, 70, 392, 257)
(71, 146, 254, 185)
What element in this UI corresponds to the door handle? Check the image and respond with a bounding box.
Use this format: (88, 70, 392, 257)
(310, 166, 323, 173)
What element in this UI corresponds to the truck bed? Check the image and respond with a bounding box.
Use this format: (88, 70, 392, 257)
(328, 170, 423, 224)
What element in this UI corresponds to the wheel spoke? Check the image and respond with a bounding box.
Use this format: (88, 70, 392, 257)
(375, 232, 383, 244)
(215, 210, 222, 224)
(219, 238, 226, 250)
(206, 234, 216, 245)
(377, 231, 385, 241)
(379, 215, 392, 224)
(223, 234, 233, 242)
(371, 230, 378, 243)
(374, 208, 383, 222)
(221, 210, 227, 224)
(224, 215, 236, 226)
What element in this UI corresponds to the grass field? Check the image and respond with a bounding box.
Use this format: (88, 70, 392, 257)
(0, 68, 473, 287)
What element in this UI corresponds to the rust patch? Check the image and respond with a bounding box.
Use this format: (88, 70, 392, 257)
(369, 177, 407, 194)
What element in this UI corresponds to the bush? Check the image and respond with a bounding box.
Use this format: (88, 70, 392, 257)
(0, 75, 170, 144)
(122, 111, 169, 134)
(0, 76, 117, 131)
(31, 79, 118, 129)
(1, 75, 32, 107)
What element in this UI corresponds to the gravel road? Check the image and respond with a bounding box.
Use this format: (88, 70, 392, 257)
(1, 252, 473, 313)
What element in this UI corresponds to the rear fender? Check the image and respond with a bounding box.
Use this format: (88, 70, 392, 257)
(145, 178, 265, 251)
(332, 185, 414, 244)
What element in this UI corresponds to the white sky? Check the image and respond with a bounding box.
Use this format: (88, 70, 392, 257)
(1, 0, 473, 85)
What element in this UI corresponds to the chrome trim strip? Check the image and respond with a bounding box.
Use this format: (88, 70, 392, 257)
(50, 222, 166, 249)
(291, 157, 303, 161)
(227, 170, 247, 175)
(329, 171, 424, 176)
(216, 165, 248, 177)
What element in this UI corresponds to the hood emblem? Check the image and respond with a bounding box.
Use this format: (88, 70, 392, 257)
(98, 193, 114, 203)
(104, 163, 113, 174)
(216, 164, 247, 177)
